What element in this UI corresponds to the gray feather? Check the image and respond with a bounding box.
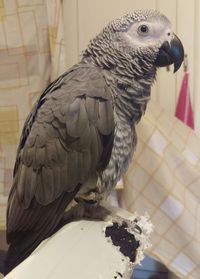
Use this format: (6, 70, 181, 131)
(66, 98, 89, 137)
(85, 97, 99, 123)
(97, 100, 113, 135)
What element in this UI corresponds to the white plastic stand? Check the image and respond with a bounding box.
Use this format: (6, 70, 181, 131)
(4, 210, 152, 279)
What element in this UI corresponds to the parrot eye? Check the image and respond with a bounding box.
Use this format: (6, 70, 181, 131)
(137, 24, 149, 35)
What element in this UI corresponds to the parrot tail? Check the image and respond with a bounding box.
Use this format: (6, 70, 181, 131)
(0, 250, 7, 275)
(4, 230, 46, 275)
(5, 186, 81, 275)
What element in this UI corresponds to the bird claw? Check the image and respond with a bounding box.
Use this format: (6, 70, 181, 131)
(75, 190, 103, 205)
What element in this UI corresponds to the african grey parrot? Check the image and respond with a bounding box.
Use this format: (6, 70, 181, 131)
(4, 10, 184, 274)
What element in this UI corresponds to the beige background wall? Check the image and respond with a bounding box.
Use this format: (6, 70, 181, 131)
(62, 0, 199, 134)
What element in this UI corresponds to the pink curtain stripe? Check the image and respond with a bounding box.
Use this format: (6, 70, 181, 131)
(175, 72, 194, 129)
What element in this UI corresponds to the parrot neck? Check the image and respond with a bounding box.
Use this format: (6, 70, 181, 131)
(82, 34, 157, 124)
(103, 69, 155, 124)
(82, 33, 157, 82)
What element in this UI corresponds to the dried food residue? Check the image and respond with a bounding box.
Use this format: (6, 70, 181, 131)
(105, 221, 139, 263)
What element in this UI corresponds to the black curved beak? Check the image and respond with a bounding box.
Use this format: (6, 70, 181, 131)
(155, 34, 184, 73)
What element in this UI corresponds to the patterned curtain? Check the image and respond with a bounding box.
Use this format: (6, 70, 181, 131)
(120, 101, 200, 278)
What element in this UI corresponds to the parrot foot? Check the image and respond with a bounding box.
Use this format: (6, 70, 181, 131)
(75, 190, 103, 204)
(83, 203, 110, 220)
(71, 190, 110, 220)
(59, 199, 110, 228)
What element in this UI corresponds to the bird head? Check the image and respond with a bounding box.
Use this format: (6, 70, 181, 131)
(83, 10, 184, 75)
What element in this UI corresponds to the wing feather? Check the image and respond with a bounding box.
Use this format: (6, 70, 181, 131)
(85, 97, 99, 123)
(7, 64, 114, 247)
(97, 100, 114, 135)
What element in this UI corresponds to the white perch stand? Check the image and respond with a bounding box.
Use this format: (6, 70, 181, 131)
(4, 209, 152, 279)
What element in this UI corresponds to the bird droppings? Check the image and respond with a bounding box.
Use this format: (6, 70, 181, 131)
(116, 271, 123, 277)
(105, 221, 139, 263)
(114, 271, 123, 279)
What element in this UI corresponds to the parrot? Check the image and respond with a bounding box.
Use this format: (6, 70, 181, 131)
(2, 9, 184, 275)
